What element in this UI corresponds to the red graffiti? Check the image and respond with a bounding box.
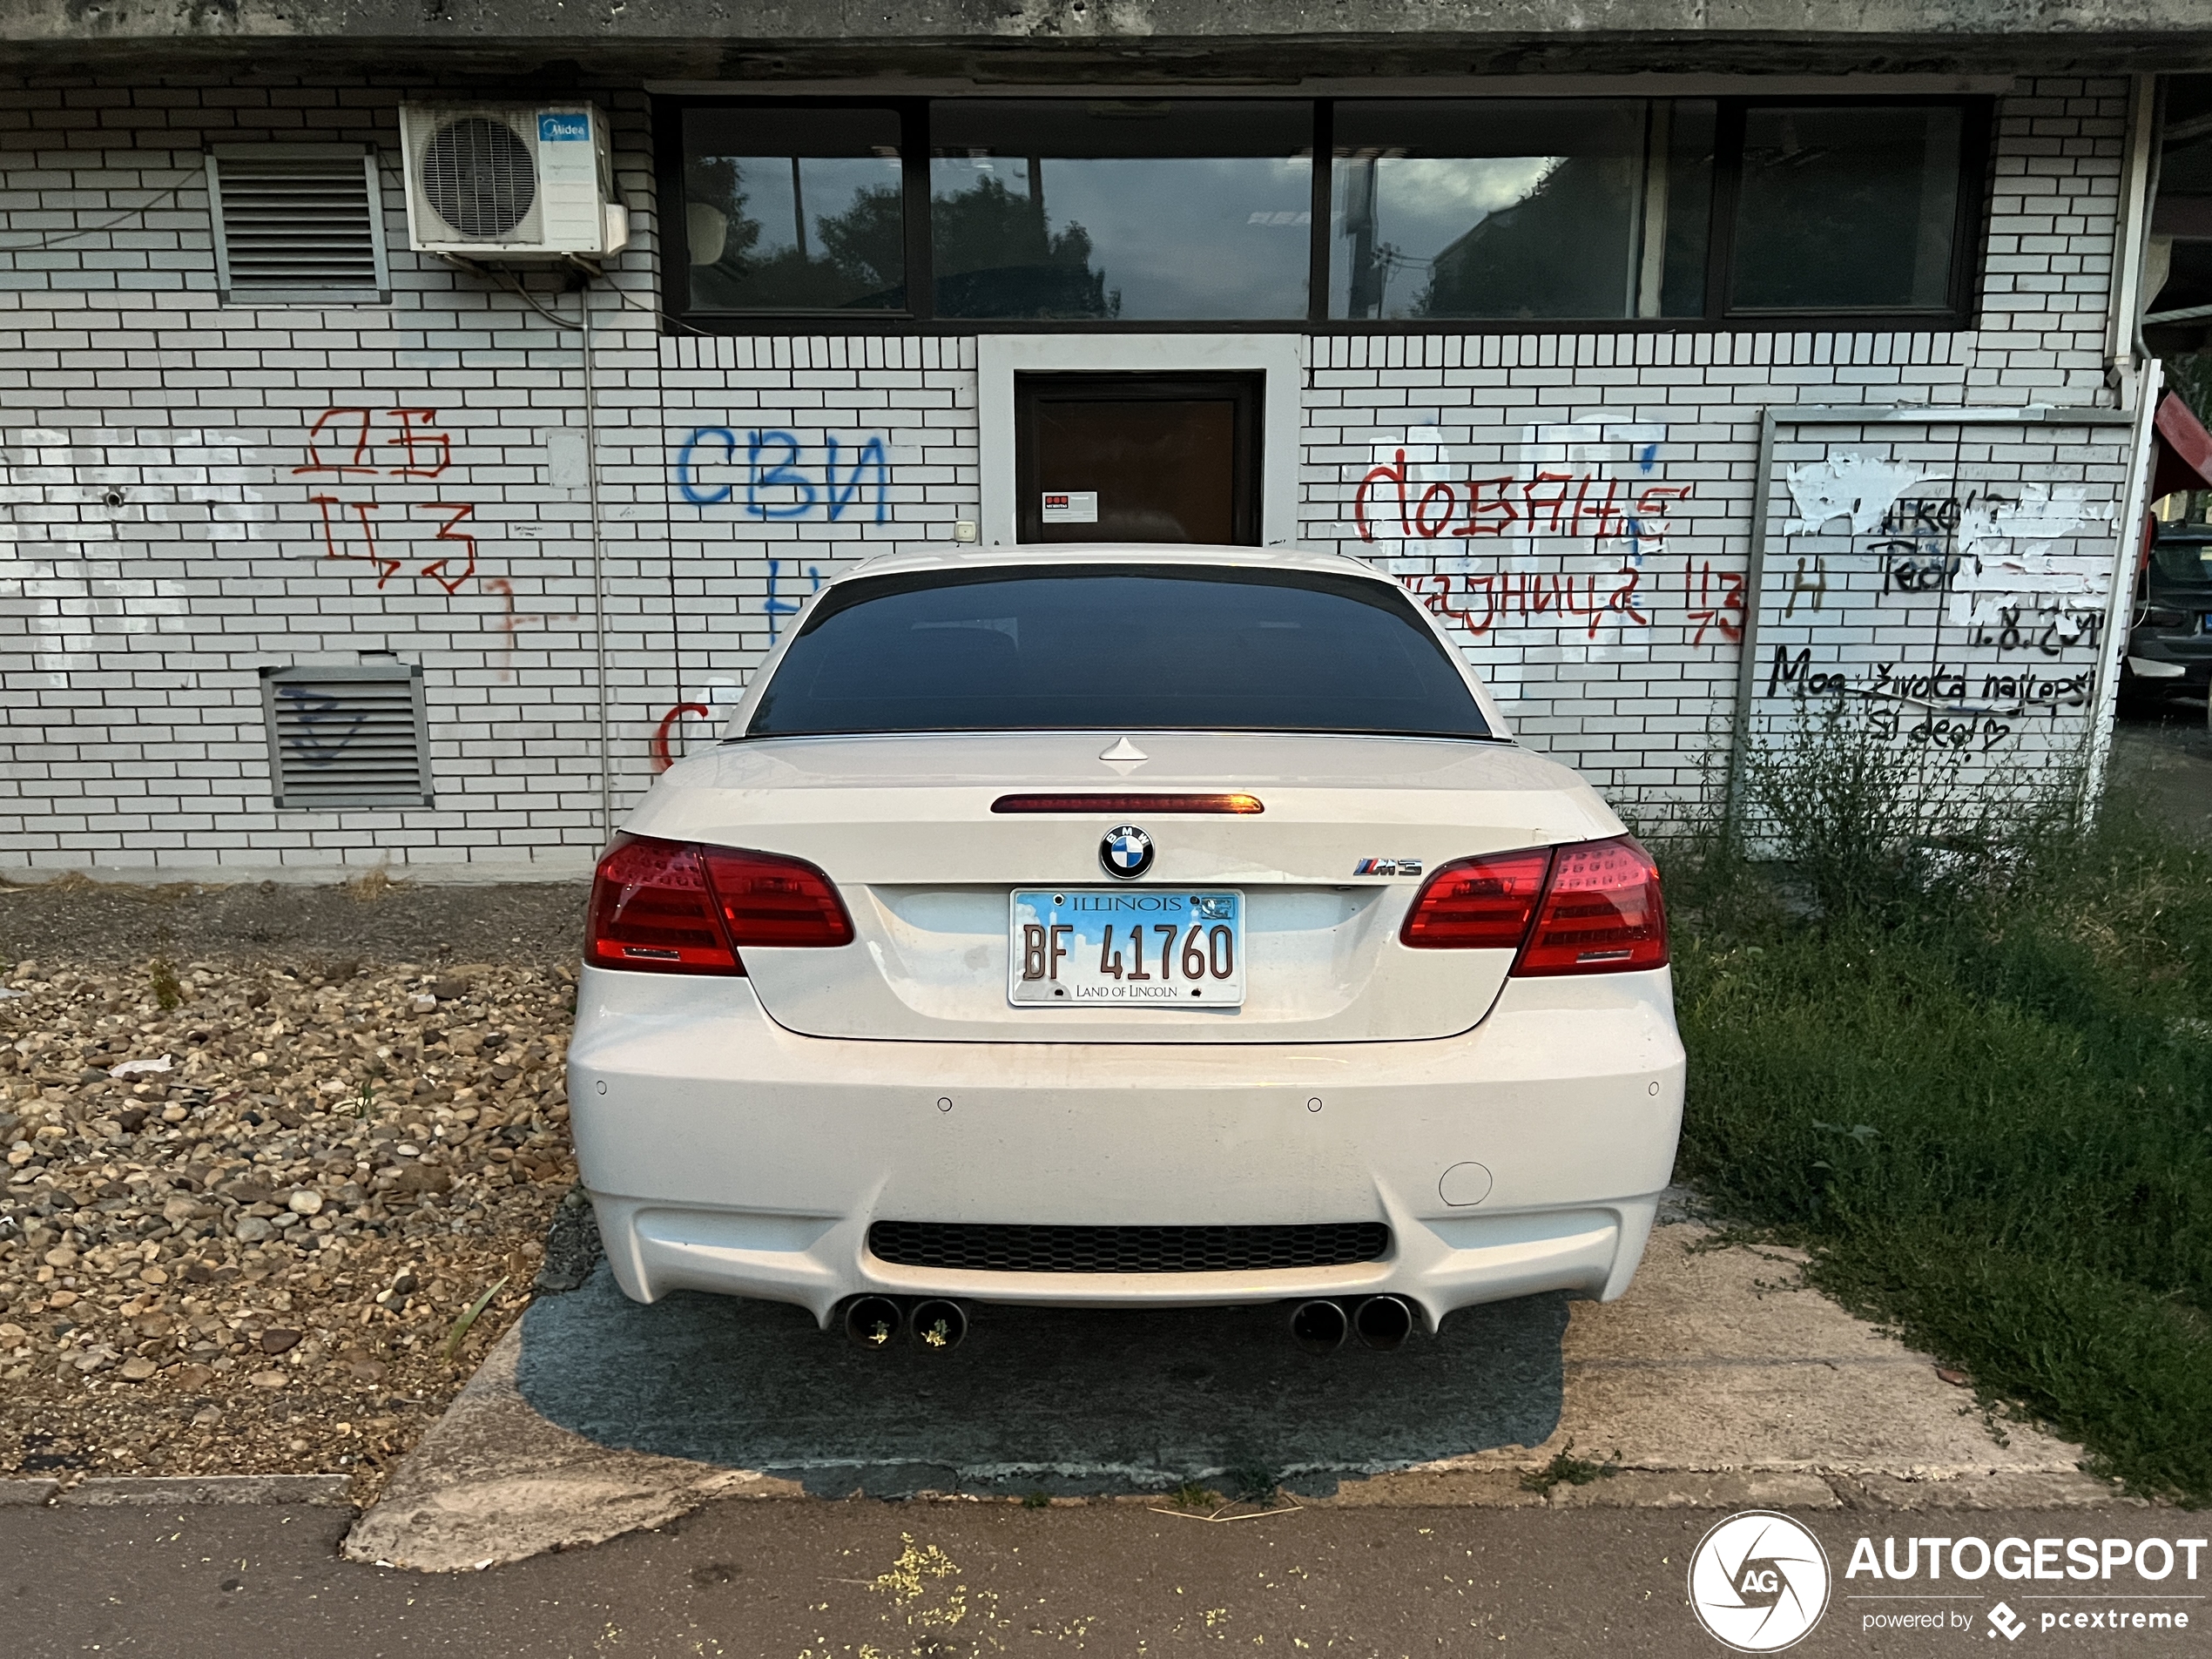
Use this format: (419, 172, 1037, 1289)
(482, 578, 583, 681)
(1353, 450, 1410, 543)
(301, 407, 494, 600)
(295, 408, 377, 476)
(1355, 468, 1696, 544)
(297, 407, 455, 478)
(416, 502, 480, 594)
(1411, 482, 1456, 540)
(1404, 566, 1649, 641)
(386, 408, 453, 478)
(1396, 553, 1746, 651)
(307, 495, 400, 585)
(1686, 560, 1746, 646)
(651, 704, 713, 773)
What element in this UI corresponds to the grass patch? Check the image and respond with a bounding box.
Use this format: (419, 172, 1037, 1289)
(1666, 713, 2212, 1503)
(1519, 1441, 1622, 1494)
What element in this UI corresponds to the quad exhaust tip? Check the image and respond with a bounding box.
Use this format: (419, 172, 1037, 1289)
(1293, 1296, 1416, 1355)
(844, 1294, 903, 1351)
(1291, 1298, 1349, 1356)
(911, 1298, 968, 1352)
(1354, 1294, 1414, 1352)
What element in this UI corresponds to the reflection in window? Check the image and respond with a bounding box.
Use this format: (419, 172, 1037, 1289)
(1729, 106, 1963, 312)
(681, 108, 906, 312)
(1330, 101, 1713, 320)
(929, 102, 1312, 320)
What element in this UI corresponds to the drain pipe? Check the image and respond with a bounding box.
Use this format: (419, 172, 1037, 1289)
(502, 269, 615, 843)
(581, 279, 612, 842)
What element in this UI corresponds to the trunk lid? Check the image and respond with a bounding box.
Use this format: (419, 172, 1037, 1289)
(628, 732, 1622, 1044)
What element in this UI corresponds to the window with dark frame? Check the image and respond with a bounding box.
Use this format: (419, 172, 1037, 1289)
(657, 96, 1986, 332)
(678, 106, 909, 314)
(930, 101, 1311, 321)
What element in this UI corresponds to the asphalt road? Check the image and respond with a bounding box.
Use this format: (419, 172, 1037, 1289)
(5, 1500, 2202, 1658)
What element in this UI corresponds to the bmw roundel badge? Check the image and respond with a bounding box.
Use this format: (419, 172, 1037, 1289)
(1100, 825, 1155, 880)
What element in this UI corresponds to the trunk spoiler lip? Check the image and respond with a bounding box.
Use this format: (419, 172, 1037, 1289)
(713, 728, 1520, 749)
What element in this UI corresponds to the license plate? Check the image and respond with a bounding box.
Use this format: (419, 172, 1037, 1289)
(1008, 889, 1245, 1007)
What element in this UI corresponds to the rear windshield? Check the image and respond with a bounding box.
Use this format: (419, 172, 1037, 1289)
(745, 564, 1492, 739)
(2150, 535, 2212, 587)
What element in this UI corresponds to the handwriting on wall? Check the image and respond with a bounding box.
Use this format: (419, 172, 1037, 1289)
(1355, 448, 1691, 547)
(1756, 449, 2122, 759)
(676, 428, 890, 520)
(1352, 429, 1734, 654)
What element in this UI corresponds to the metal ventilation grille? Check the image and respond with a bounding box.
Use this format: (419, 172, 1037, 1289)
(420, 116, 536, 239)
(260, 664, 433, 810)
(866, 1221, 1393, 1274)
(208, 148, 389, 302)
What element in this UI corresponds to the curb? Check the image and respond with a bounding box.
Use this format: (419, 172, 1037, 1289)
(4, 1468, 2124, 1521)
(3, 1474, 353, 1508)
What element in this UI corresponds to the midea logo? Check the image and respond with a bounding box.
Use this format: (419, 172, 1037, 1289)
(1688, 1511, 1832, 1652)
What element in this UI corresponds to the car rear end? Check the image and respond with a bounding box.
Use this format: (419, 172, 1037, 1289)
(565, 549, 1685, 1336)
(2126, 519, 2212, 701)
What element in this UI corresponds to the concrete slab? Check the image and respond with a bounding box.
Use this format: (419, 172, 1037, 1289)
(1434, 1223, 2090, 1482)
(0, 1479, 58, 1507)
(345, 1220, 2113, 1571)
(507, 1261, 1568, 1499)
(342, 1321, 789, 1571)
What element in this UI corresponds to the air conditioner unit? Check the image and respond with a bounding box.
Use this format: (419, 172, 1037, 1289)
(398, 103, 629, 260)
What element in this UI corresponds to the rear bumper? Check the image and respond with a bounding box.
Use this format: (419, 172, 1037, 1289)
(566, 965, 1684, 1332)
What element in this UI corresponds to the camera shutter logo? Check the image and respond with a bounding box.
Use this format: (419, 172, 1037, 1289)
(1687, 1511, 1831, 1652)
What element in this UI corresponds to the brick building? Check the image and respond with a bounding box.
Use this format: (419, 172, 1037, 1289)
(1, 6, 2207, 878)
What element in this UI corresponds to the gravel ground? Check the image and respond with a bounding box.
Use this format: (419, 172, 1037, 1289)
(0, 871, 587, 966)
(0, 880, 591, 1504)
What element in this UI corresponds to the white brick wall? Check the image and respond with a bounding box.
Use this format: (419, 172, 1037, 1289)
(0, 73, 2139, 873)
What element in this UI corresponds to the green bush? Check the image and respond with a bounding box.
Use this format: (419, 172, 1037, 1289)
(1667, 718, 2212, 1502)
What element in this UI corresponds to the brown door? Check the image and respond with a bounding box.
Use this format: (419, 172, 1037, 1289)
(1015, 373, 1263, 545)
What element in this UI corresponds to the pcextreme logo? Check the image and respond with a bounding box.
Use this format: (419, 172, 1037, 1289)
(1688, 1511, 1832, 1651)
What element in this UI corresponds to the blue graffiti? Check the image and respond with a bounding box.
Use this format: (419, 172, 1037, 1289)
(676, 427, 889, 523)
(767, 558, 824, 641)
(824, 435, 890, 523)
(746, 429, 815, 519)
(275, 685, 368, 769)
(675, 426, 738, 504)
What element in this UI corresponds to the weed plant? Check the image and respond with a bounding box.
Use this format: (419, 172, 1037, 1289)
(1665, 704, 2212, 1503)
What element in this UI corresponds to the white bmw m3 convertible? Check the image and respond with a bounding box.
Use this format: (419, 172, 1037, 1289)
(567, 545, 1684, 1352)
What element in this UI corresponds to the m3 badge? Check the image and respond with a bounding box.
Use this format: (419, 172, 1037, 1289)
(1352, 857, 1423, 876)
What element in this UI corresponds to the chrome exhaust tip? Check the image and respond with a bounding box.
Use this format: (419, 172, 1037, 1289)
(1290, 1298, 1349, 1356)
(1353, 1294, 1415, 1352)
(844, 1294, 904, 1351)
(911, 1298, 968, 1352)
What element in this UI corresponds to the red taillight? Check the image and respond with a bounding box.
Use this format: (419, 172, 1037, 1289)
(1516, 835, 1668, 975)
(697, 846, 855, 948)
(1399, 834, 1668, 975)
(1399, 848, 1553, 949)
(585, 834, 853, 974)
